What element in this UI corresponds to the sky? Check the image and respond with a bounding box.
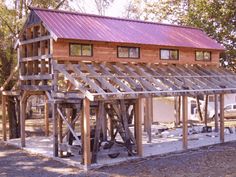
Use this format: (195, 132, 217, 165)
(70, 0, 129, 17)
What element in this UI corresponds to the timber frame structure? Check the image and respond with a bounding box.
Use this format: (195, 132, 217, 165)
(1, 7, 236, 168)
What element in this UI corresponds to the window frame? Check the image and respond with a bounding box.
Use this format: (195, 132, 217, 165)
(117, 46, 140, 59)
(69, 43, 93, 57)
(195, 51, 211, 61)
(160, 48, 179, 60)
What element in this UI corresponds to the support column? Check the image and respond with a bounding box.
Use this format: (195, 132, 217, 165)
(58, 107, 63, 157)
(146, 97, 152, 143)
(52, 102, 58, 157)
(220, 94, 224, 143)
(82, 98, 91, 166)
(135, 98, 143, 157)
(44, 98, 49, 136)
(182, 95, 188, 150)
(214, 94, 219, 132)
(20, 94, 27, 147)
(2, 95, 7, 141)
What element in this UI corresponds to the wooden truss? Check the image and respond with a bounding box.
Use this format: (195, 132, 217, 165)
(52, 61, 236, 101)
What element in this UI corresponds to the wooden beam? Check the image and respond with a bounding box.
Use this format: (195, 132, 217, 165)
(20, 54, 52, 62)
(214, 94, 219, 132)
(146, 97, 152, 143)
(52, 102, 58, 157)
(182, 95, 188, 150)
(44, 98, 49, 136)
(21, 85, 53, 91)
(82, 98, 91, 166)
(20, 92, 28, 147)
(2, 95, 7, 141)
(220, 94, 224, 143)
(135, 98, 143, 157)
(20, 74, 52, 80)
(19, 35, 51, 45)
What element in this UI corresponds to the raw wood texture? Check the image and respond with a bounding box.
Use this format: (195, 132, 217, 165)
(52, 103, 58, 157)
(135, 98, 143, 156)
(220, 94, 224, 143)
(182, 95, 188, 150)
(20, 92, 28, 147)
(53, 39, 220, 65)
(214, 94, 219, 132)
(82, 98, 91, 166)
(44, 99, 49, 136)
(52, 61, 236, 101)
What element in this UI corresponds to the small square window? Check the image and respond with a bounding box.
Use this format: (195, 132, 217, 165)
(69, 43, 92, 57)
(118, 47, 140, 59)
(195, 51, 211, 61)
(160, 49, 179, 60)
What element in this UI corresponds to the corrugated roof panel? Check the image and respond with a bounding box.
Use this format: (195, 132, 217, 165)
(31, 7, 225, 50)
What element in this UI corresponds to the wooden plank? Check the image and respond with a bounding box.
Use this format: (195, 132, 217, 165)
(82, 98, 91, 166)
(44, 98, 49, 136)
(21, 85, 53, 91)
(2, 95, 7, 141)
(2, 91, 20, 96)
(20, 54, 52, 62)
(135, 98, 143, 157)
(214, 94, 219, 132)
(20, 74, 52, 80)
(19, 35, 51, 45)
(182, 95, 188, 150)
(220, 94, 224, 143)
(52, 102, 58, 157)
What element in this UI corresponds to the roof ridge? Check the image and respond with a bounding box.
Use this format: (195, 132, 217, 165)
(29, 7, 201, 30)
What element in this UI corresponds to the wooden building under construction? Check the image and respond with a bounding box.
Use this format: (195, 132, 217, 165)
(2, 7, 236, 168)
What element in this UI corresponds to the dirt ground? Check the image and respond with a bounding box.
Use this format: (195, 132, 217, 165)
(1, 140, 236, 177)
(1, 114, 236, 176)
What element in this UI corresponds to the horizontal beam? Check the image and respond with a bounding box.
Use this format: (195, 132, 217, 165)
(20, 74, 52, 80)
(21, 85, 53, 91)
(2, 90, 20, 96)
(20, 54, 52, 62)
(19, 35, 51, 45)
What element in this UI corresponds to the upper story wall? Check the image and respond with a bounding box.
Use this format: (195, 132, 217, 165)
(53, 39, 220, 65)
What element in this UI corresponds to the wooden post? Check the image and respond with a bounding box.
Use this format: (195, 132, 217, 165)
(204, 95, 209, 126)
(44, 98, 49, 136)
(2, 95, 7, 141)
(20, 93, 27, 147)
(58, 107, 63, 157)
(214, 94, 219, 132)
(146, 97, 152, 143)
(182, 95, 188, 150)
(135, 98, 143, 157)
(220, 94, 224, 143)
(82, 98, 91, 166)
(52, 102, 58, 157)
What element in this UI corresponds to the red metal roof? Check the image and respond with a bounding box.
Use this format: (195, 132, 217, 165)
(31, 7, 225, 50)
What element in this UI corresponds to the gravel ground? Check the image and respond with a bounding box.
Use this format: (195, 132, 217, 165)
(1, 141, 236, 177)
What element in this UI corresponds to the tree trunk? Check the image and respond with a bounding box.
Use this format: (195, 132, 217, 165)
(8, 96, 20, 138)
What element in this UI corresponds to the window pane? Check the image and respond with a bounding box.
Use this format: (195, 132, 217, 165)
(82, 45, 92, 56)
(161, 49, 170, 60)
(129, 47, 139, 58)
(70, 44, 81, 56)
(118, 47, 129, 58)
(170, 50, 178, 60)
(196, 51, 203, 60)
(204, 52, 211, 60)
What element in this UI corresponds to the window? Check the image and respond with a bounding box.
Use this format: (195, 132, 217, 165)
(117, 46, 140, 58)
(69, 43, 92, 57)
(195, 51, 211, 61)
(160, 49, 179, 60)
